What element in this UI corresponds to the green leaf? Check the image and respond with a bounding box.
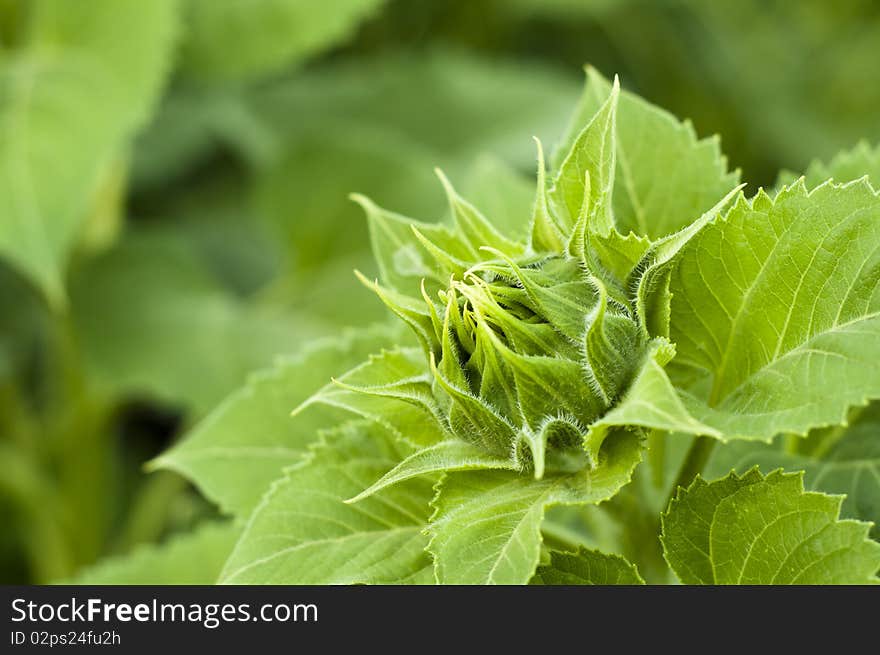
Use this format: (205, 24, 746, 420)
(662, 469, 880, 584)
(180, 0, 386, 82)
(428, 430, 643, 584)
(242, 51, 579, 293)
(69, 226, 321, 416)
(154, 325, 393, 517)
(707, 401, 880, 537)
(531, 548, 645, 585)
(220, 421, 434, 584)
(668, 181, 880, 441)
(0, 0, 177, 305)
(782, 140, 880, 190)
(252, 51, 579, 167)
(555, 68, 739, 239)
(634, 185, 743, 337)
(67, 522, 238, 585)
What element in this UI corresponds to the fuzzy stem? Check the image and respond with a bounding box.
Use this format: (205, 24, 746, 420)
(670, 436, 717, 496)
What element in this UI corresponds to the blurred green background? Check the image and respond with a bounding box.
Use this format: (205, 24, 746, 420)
(1, 0, 878, 583)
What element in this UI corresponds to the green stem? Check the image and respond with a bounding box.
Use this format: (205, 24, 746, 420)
(32, 312, 115, 577)
(111, 472, 188, 554)
(0, 443, 72, 582)
(646, 429, 667, 489)
(670, 436, 717, 497)
(541, 520, 592, 553)
(810, 404, 867, 459)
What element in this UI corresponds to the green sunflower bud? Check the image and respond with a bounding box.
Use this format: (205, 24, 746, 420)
(329, 71, 741, 493)
(364, 210, 654, 476)
(343, 77, 683, 479)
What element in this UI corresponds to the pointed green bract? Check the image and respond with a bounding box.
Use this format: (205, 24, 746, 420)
(0, 0, 177, 305)
(347, 439, 519, 503)
(668, 181, 880, 441)
(554, 68, 740, 239)
(662, 469, 880, 584)
(583, 277, 645, 405)
(428, 430, 643, 584)
(437, 168, 525, 257)
(357, 193, 476, 293)
(154, 326, 394, 517)
(294, 347, 446, 447)
(550, 77, 619, 236)
(530, 139, 567, 252)
(353, 170, 655, 474)
(584, 342, 720, 463)
(220, 422, 433, 584)
(531, 548, 645, 585)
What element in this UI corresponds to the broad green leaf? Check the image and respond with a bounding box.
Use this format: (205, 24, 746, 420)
(154, 325, 393, 517)
(662, 469, 880, 584)
(555, 68, 739, 239)
(131, 86, 262, 191)
(180, 0, 385, 82)
(668, 181, 880, 441)
(0, 0, 177, 305)
(66, 522, 238, 585)
(428, 430, 643, 584)
(69, 226, 321, 416)
(707, 401, 880, 536)
(252, 51, 579, 168)
(531, 548, 645, 585)
(634, 185, 744, 337)
(137, 51, 578, 198)
(220, 421, 434, 585)
(780, 140, 880, 190)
